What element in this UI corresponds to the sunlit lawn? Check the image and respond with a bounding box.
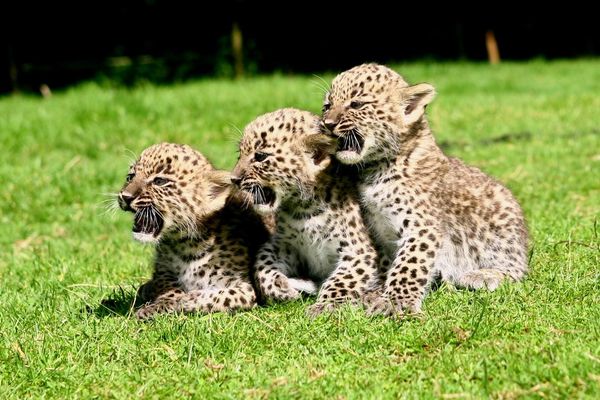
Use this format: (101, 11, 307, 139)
(1, 59, 599, 398)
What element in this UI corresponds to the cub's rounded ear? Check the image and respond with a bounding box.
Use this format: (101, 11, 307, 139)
(303, 134, 337, 166)
(401, 83, 436, 125)
(207, 170, 233, 200)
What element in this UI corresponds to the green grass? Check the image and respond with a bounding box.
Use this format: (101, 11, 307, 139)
(1, 60, 599, 399)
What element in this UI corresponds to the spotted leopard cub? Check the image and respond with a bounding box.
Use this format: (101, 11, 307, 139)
(322, 64, 528, 316)
(117, 143, 269, 319)
(232, 109, 379, 316)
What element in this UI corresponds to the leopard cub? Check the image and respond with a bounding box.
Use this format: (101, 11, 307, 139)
(232, 108, 380, 316)
(322, 64, 529, 316)
(117, 143, 269, 319)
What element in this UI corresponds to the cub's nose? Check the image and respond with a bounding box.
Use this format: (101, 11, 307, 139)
(118, 192, 135, 210)
(230, 175, 242, 186)
(323, 118, 338, 133)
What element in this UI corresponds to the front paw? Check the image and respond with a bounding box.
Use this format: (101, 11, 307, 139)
(306, 301, 339, 318)
(366, 292, 421, 318)
(263, 286, 301, 302)
(459, 269, 504, 291)
(365, 294, 397, 317)
(261, 275, 301, 302)
(136, 304, 159, 320)
(361, 287, 384, 307)
(136, 300, 176, 320)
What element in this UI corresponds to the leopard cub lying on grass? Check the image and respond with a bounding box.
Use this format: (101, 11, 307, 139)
(232, 108, 380, 316)
(117, 143, 270, 319)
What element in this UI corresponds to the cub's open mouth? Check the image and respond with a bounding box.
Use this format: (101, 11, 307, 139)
(337, 130, 364, 153)
(249, 185, 276, 207)
(133, 207, 164, 237)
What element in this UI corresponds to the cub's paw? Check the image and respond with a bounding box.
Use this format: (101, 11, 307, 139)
(361, 287, 384, 307)
(365, 294, 397, 317)
(136, 304, 160, 320)
(261, 275, 302, 302)
(135, 300, 177, 320)
(459, 269, 505, 291)
(306, 301, 339, 318)
(264, 287, 301, 302)
(366, 292, 421, 318)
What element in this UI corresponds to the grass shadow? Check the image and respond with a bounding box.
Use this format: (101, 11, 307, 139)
(439, 131, 532, 151)
(91, 286, 141, 318)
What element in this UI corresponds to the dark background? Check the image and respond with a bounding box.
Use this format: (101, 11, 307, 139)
(2, 1, 599, 94)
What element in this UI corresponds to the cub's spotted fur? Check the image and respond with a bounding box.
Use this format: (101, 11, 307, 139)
(322, 64, 528, 316)
(232, 109, 379, 316)
(118, 143, 269, 319)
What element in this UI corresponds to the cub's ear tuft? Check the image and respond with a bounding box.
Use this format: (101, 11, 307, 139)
(303, 134, 337, 166)
(401, 83, 436, 125)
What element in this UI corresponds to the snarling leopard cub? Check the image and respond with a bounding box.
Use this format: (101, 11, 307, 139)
(322, 64, 529, 316)
(232, 108, 380, 316)
(117, 143, 269, 319)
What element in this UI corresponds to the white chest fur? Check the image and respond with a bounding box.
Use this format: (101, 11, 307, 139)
(281, 212, 341, 281)
(361, 178, 419, 259)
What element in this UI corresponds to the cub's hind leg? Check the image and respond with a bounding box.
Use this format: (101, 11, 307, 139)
(437, 229, 528, 292)
(136, 283, 257, 320)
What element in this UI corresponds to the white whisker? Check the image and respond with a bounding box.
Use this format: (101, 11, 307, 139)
(123, 148, 138, 166)
(227, 123, 244, 138)
(312, 74, 331, 92)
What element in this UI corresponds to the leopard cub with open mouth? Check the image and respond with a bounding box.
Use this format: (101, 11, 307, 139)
(117, 143, 269, 319)
(232, 109, 381, 316)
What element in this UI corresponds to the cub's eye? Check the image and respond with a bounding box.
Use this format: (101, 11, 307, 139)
(350, 100, 364, 109)
(126, 173, 135, 182)
(322, 102, 331, 112)
(254, 152, 270, 162)
(152, 177, 171, 186)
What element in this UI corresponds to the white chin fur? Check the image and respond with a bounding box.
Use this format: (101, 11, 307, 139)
(336, 150, 363, 165)
(253, 203, 277, 216)
(133, 232, 159, 244)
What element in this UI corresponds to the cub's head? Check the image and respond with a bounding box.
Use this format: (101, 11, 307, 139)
(232, 108, 336, 215)
(322, 63, 435, 164)
(118, 143, 231, 243)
